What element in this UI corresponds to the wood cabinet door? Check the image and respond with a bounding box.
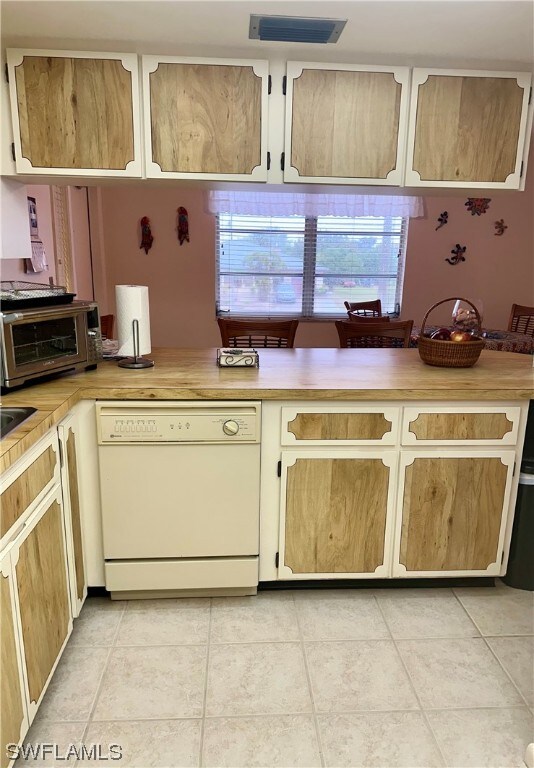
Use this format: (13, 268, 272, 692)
(282, 406, 399, 445)
(393, 451, 515, 576)
(0, 548, 29, 768)
(401, 406, 522, 446)
(7, 49, 142, 176)
(405, 69, 532, 188)
(13, 487, 72, 719)
(143, 56, 269, 180)
(58, 418, 87, 618)
(278, 451, 397, 578)
(284, 62, 410, 185)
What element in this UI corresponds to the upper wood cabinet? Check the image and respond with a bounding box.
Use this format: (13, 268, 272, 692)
(142, 56, 270, 180)
(284, 62, 410, 185)
(281, 405, 399, 445)
(405, 68, 532, 188)
(6, 49, 142, 177)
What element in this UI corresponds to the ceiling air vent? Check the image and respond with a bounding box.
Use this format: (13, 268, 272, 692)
(249, 14, 347, 44)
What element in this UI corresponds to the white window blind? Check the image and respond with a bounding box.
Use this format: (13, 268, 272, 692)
(216, 213, 408, 318)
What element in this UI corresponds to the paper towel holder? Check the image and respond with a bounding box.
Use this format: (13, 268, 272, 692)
(118, 319, 154, 369)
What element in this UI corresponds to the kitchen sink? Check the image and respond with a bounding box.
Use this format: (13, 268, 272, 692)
(0, 407, 37, 438)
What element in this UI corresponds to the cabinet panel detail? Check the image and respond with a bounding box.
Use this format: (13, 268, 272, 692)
(14, 55, 135, 170)
(66, 430, 85, 602)
(16, 500, 70, 704)
(412, 74, 524, 183)
(400, 457, 507, 571)
(290, 68, 401, 179)
(1, 446, 56, 537)
(1, 567, 25, 768)
(408, 412, 514, 441)
(149, 62, 262, 174)
(287, 412, 392, 441)
(285, 458, 389, 574)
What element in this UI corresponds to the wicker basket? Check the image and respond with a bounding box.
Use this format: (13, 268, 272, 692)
(418, 297, 485, 368)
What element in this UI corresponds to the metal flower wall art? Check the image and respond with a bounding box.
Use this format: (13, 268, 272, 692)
(446, 244, 467, 266)
(465, 198, 491, 216)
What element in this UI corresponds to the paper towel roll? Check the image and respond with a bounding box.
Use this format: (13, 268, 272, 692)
(116, 285, 152, 356)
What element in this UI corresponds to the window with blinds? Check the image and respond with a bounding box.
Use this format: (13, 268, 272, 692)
(216, 213, 408, 318)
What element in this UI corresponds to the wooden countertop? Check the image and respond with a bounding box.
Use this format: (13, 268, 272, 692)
(1, 347, 533, 473)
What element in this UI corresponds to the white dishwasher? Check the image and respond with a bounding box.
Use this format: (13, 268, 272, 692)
(97, 401, 261, 598)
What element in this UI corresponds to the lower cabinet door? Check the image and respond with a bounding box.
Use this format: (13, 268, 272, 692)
(59, 417, 87, 617)
(13, 486, 72, 719)
(393, 450, 515, 576)
(0, 548, 29, 768)
(278, 450, 397, 579)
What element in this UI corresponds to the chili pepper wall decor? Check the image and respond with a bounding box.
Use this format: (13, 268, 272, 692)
(139, 216, 154, 254)
(446, 244, 467, 265)
(177, 207, 190, 245)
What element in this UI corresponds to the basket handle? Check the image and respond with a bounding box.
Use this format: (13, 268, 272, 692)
(421, 297, 482, 337)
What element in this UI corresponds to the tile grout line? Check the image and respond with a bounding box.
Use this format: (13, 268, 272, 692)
(374, 597, 449, 768)
(198, 598, 213, 768)
(84, 602, 127, 727)
(452, 591, 533, 708)
(293, 591, 327, 768)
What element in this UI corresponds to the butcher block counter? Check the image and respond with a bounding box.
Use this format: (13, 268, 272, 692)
(1, 347, 533, 473)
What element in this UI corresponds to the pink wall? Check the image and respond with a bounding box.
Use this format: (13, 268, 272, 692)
(1, 184, 57, 285)
(95, 157, 534, 348)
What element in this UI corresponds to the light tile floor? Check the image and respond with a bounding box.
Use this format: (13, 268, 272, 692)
(17, 583, 534, 768)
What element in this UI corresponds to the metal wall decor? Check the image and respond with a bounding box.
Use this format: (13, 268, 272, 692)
(435, 211, 448, 230)
(140, 216, 154, 254)
(446, 244, 467, 265)
(465, 198, 491, 216)
(494, 219, 508, 236)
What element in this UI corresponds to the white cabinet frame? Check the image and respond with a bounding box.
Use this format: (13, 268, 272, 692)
(404, 67, 532, 189)
(58, 413, 88, 618)
(281, 404, 400, 446)
(278, 448, 399, 580)
(392, 449, 516, 578)
(0, 545, 30, 768)
(142, 55, 270, 181)
(9, 484, 73, 723)
(401, 405, 522, 446)
(283, 61, 411, 186)
(6, 49, 143, 178)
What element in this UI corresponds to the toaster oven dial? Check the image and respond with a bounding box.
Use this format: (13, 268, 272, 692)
(222, 419, 240, 436)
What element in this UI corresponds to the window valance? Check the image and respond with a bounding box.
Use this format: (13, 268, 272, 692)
(206, 191, 425, 218)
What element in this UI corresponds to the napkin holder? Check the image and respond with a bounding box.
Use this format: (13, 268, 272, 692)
(217, 348, 259, 368)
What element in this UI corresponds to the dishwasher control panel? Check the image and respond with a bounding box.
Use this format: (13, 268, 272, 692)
(97, 401, 260, 443)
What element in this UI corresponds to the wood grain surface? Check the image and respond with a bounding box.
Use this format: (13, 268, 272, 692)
(16, 500, 70, 704)
(284, 457, 389, 573)
(287, 412, 392, 440)
(408, 412, 514, 441)
(1, 570, 24, 768)
(1, 349, 532, 474)
(412, 75, 523, 182)
(150, 62, 261, 174)
(1, 446, 56, 536)
(66, 430, 85, 601)
(15, 55, 135, 170)
(400, 456, 507, 571)
(291, 69, 401, 178)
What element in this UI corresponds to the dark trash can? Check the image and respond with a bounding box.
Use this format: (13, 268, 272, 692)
(503, 456, 534, 591)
